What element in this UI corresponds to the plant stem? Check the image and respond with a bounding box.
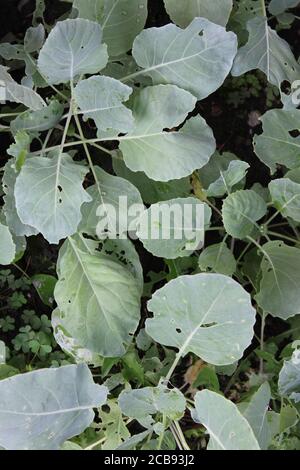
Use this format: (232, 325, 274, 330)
(259, 311, 267, 375)
(267, 231, 300, 245)
(261, 0, 267, 16)
(73, 113, 102, 195)
(157, 414, 166, 450)
(12, 263, 30, 280)
(174, 421, 190, 451)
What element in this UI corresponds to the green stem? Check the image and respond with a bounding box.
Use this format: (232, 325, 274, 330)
(174, 421, 190, 451)
(267, 231, 300, 245)
(12, 263, 30, 280)
(261, 0, 267, 16)
(259, 311, 267, 375)
(157, 414, 166, 450)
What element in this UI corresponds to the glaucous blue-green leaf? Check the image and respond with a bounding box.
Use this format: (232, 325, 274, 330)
(147, 273, 256, 365)
(79, 166, 143, 239)
(192, 390, 260, 450)
(74, 76, 133, 133)
(24, 24, 45, 53)
(279, 349, 300, 403)
(98, 400, 130, 450)
(14, 152, 91, 244)
(0, 364, 108, 450)
(38, 19, 108, 85)
(222, 190, 267, 240)
(113, 157, 191, 205)
(129, 18, 237, 100)
(232, 17, 299, 94)
(206, 160, 249, 197)
(116, 430, 152, 451)
(199, 242, 237, 276)
(0, 341, 5, 364)
(7, 131, 31, 171)
(230, 0, 265, 35)
(269, 0, 299, 15)
(256, 241, 300, 320)
(119, 384, 186, 427)
(242, 382, 272, 450)
(2, 160, 38, 237)
(0, 65, 45, 111)
(10, 100, 64, 135)
(52, 308, 102, 365)
(73, 0, 148, 57)
(164, 0, 233, 27)
(253, 109, 300, 173)
(54, 236, 141, 358)
(269, 178, 300, 223)
(32, 274, 57, 307)
(118, 85, 215, 181)
(0, 223, 16, 266)
(199, 151, 245, 192)
(136, 198, 211, 259)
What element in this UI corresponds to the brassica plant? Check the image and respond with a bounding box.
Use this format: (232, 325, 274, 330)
(0, 0, 300, 451)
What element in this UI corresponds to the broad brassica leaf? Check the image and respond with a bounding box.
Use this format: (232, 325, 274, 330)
(119, 384, 186, 428)
(279, 349, 300, 404)
(192, 390, 260, 450)
(0, 223, 16, 265)
(14, 152, 91, 244)
(199, 242, 237, 276)
(74, 76, 134, 134)
(254, 109, 300, 173)
(118, 85, 216, 181)
(73, 0, 148, 57)
(146, 273, 256, 366)
(256, 241, 300, 319)
(0, 364, 108, 450)
(136, 198, 211, 259)
(232, 17, 300, 102)
(0, 65, 45, 111)
(269, 178, 300, 223)
(38, 19, 108, 84)
(129, 18, 237, 100)
(164, 0, 233, 27)
(222, 190, 267, 240)
(54, 236, 141, 357)
(242, 382, 272, 450)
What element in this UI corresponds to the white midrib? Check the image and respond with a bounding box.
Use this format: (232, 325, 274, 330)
(175, 284, 227, 361)
(0, 406, 94, 417)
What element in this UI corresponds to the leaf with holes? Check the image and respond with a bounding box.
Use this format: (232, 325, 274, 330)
(118, 85, 216, 181)
(54, 236, 141, 358)
(130, 18, 237, 100)
(199, 243, 237, 276)
(73, 0, 148, 57)
(14, 152, 91, 244)
(232, 17, 300, 100)
(38, 19, 108, 84)
(79, 165, 143, 240)
(146, 273, 256, 366)
(119, 384, 186, 428)
(74, 76, 134, 134)
(254, 109, 300, 173)
(136, 198, 211, 259)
